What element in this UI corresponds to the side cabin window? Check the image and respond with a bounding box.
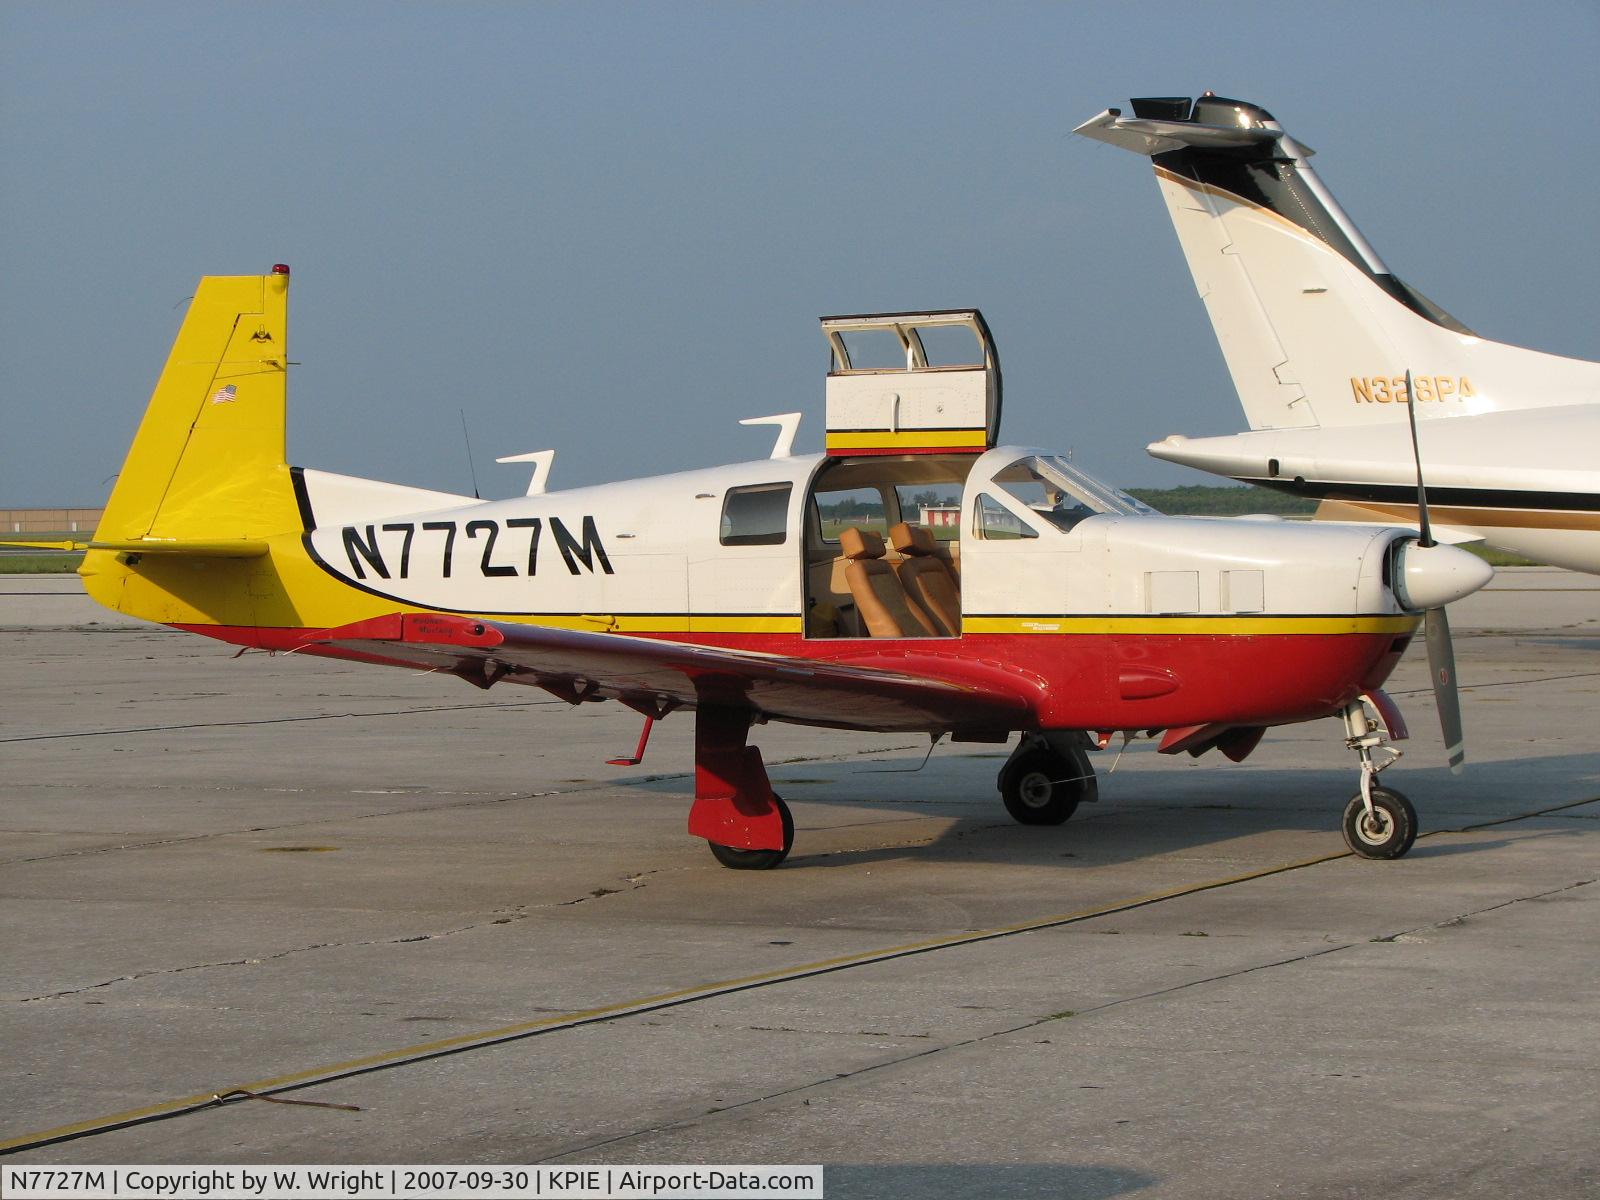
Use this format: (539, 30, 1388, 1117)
(894, 483, 962, 542)
(994, 454, 1157, 525)
(992, 458, 1098, 532)
(814, 486, 888, 542)
(720, 483, 792, 546)
(976, 493, 1038, 540)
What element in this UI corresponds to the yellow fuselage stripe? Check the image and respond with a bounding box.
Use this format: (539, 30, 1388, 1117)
(826, 429, 989, 450)
(476, 614, 805, 635)
(962, 615, 1417, 636)
(173, 611, 1417, 638)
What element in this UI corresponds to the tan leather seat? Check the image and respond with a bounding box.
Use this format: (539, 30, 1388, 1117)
(890, 522, 961, 636)
(841, 528, 934, 637)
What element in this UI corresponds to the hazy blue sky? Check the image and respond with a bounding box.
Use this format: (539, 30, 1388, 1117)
(3, 1, 1597, 505)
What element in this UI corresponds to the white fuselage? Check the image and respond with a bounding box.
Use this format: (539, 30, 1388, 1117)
(299, 446, 1419, 626)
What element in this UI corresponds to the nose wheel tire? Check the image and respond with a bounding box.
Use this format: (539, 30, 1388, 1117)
(1341, 787, 1418, 859)
(999, 746, 1090, 826)
(707, 795, 794, 870)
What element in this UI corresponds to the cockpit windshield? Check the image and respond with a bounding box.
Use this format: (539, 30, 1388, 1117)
(993, 455, 1158, 531)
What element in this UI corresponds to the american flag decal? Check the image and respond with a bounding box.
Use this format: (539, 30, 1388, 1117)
(211, 384, 238, 404)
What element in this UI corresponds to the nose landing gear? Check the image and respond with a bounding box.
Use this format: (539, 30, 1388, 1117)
(1341, 696, 1418, 859)
(1342, 786, 1417, 859)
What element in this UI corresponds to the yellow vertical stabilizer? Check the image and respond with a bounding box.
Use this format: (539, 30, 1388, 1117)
(96, 269, 299, 544)
(81, 268, 320, 629)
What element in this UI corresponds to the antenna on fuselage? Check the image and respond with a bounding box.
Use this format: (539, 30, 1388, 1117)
(496, 449, 557, 496)
(1404, 370, 1433, 548)
(740, 412, 802, 459)
(459, 409, 482, 500)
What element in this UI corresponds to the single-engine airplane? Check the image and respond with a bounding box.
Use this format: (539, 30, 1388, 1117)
(1076, 94, 1600, 574)
(51, 269, 1493, 867)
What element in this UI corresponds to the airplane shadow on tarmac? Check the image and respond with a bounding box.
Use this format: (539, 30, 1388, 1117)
(607, 753, 1596, 870)
(826, 1163, 1157, 1200)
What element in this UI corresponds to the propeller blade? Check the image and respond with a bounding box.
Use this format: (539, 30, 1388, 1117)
(1425, 606, 1465, 774)
(1404, 368, 1434, 547)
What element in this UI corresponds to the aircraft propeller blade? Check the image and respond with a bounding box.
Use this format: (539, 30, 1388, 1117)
(1406, 366, 1467, 771)
(1425, 605, 1465, 774)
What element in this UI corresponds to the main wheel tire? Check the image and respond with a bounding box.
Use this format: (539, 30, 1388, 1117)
(1000, 747, 1086, 826)
(1342, 786, 1418, 859)
(707, 795, 794, 870)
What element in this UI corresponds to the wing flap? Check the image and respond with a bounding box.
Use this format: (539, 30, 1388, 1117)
(302, 613, 1034, 734)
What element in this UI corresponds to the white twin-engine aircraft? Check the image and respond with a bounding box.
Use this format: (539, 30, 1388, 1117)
(1077, 94, 1600, 574)
(68, 271, 1491, 868)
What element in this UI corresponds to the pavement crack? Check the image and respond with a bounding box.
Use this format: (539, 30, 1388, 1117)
(1390, 669, 1600, 696)
(1371, 877, 1597, 942)
(3, 830, 232, 866)
(16, 910, 542, 1002)
(558, 879, 649, 906)
(0, 789, 594, 868)
(18, 958, 256, 1002)
(0, 699, 565, 745)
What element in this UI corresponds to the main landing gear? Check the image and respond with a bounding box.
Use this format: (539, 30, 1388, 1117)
(688, 707, 794, 870)
(997, 732, 1098, 826)
(1340, 696, 1418, 859)
(708, 797, 794, 870)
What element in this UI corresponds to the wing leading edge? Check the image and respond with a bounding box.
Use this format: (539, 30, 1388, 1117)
(301, 612, 1035, 735)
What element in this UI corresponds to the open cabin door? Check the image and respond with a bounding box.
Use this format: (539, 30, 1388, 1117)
(821, 311, 1000, 457)
(804, 311, 1000, 639)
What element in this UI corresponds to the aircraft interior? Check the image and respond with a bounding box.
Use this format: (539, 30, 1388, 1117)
(804, 453, 971, 639)
(800, 451, 1153, 639)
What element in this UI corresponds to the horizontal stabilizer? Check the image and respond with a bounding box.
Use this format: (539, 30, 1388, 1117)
(1073, 108, 1280, 156)
(0, 539, 87, 552)
(89, 538, 269, 558)
(6, 536, 269, 558)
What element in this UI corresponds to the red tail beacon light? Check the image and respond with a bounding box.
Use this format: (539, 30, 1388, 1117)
(272, 264, 291, 275)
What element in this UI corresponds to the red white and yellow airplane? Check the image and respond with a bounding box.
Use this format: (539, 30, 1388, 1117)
(1076, 93, 1600, 574)
(51, 269, 1493, 866)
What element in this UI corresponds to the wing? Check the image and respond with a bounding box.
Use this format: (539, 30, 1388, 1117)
(301, 612, 1034, 734)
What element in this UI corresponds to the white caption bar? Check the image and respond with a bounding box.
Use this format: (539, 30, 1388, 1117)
(1, 1165, 824, 1200)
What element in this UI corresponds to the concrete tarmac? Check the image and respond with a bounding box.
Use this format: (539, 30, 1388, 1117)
(1, 570, 1597, 1198)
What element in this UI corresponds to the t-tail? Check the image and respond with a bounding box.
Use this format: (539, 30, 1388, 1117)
(1074, 94, 1600, 432)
